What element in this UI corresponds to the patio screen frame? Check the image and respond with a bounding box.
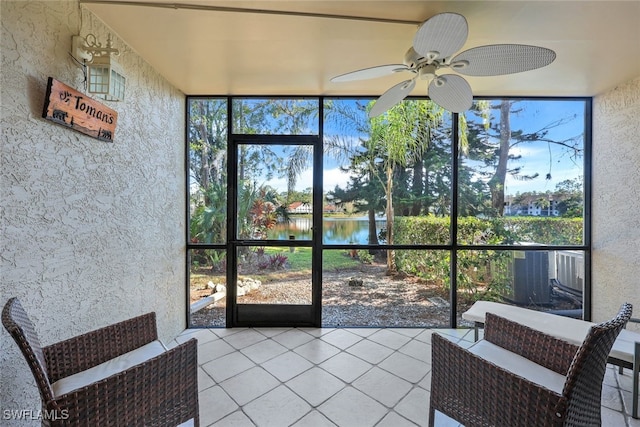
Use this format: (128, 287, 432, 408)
(185, 95, 592, 328)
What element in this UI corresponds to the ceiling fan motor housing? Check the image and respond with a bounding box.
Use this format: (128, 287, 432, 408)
(403, 47, 424, 69)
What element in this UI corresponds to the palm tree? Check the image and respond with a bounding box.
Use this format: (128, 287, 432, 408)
(369, 100, 444, 273)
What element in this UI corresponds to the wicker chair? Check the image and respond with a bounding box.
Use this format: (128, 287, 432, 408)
(2, 297, 199, 427)
(429, 302, 633, 427)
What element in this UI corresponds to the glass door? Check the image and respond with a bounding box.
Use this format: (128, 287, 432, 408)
(228, 135, 321, 326)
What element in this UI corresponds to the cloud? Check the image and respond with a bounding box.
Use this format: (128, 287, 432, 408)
(323, 167, 354, 192)
(262, 167, 353, 193)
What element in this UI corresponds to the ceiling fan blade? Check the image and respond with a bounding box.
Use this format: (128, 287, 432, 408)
(413, 12, 468, 61)
(369, 78, 416, 118)
(428, 74, 473, 113)
(451, 44, 556, 76)
(331, 64, 410, 82)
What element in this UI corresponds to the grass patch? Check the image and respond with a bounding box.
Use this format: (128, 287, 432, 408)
(261, 246, 362, 271)
(323, 249, 362, 270)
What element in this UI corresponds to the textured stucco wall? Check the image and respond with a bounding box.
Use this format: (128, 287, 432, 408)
(592, 76, 640, 329)
(1, 1, 186, 422)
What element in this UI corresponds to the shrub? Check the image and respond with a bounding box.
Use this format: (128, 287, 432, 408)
(393, 216, 584, 301)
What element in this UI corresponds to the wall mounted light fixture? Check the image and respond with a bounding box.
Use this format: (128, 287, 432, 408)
(72, 33, 125, 101)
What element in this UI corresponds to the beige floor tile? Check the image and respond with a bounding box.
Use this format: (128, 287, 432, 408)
(191, 327, 632, 426)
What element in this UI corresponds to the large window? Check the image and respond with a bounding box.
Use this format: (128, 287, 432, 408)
(187, 96, 590, 328)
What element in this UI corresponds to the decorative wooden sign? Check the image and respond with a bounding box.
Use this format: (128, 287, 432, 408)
(42, 77, 118, 142)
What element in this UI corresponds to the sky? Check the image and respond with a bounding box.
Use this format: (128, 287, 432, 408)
(234, 98, 587, 197)
(488, 99, 586, 195)
(322, 99, 586, 196)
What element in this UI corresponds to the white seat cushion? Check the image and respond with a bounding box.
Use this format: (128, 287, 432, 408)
(463, 301, 592, 345)
(464, 301, 638, 370)
(52, 340, 166, 397)
(611, 329, 639, 364)
(468, 339, 566, 395)
(177, 419, 194, 427)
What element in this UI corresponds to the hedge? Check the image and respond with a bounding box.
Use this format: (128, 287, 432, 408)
(393, 216, 583, 301)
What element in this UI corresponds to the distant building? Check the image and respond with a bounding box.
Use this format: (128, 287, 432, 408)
(287, 201, 312, 214)
(526, 199, 559, 217)
(504, 202, 525, 216)
(504, 195, 559, 217)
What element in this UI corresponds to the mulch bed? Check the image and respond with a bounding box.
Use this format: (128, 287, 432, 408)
(190, 262, 475, 328)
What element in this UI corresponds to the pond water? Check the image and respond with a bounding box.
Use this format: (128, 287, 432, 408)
(266, 216, 386, 244)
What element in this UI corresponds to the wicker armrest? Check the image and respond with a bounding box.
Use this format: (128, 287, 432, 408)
(49, 338, 199, 427)
(430, 333, 567, 426)
(43, 312, 158, 382)
(484, 312, 579, 375)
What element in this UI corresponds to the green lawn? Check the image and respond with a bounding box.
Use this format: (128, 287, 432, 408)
(262, 246, 361, 271)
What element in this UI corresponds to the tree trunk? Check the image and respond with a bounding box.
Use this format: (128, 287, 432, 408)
(488, 101, 511, 216)
(410, 157, 424, 216)
(238, 145, 246, 181)
(197, 122, 211, 204)
(367, 208, 380, 245)
(386, 165, 396, 274)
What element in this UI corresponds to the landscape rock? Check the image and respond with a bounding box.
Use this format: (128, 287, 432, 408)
(348, 277, 364, 287)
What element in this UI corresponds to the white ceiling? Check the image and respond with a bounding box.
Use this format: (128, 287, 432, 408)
(82, 0, 640, 99)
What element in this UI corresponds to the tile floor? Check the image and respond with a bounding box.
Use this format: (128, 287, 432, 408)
(171, 327, 639, 427)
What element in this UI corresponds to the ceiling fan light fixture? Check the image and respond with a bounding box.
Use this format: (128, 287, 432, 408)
(419, 64, 437, 80)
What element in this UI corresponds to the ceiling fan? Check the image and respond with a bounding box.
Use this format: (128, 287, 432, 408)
(331, 12, 556, 117)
